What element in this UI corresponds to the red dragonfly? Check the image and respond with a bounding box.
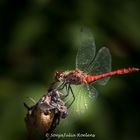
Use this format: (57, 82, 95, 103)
(55, 28, 139, 107)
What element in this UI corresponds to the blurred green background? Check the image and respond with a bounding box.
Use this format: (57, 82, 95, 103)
(0, 0, 140, 140)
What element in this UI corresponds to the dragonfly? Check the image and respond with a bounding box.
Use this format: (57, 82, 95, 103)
(55, 28, 139, 107)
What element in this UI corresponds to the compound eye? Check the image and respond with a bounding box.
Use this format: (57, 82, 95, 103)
(56, 71, 59, 76)
(59, 73, 63, 77)
(55, 71, 63, 81)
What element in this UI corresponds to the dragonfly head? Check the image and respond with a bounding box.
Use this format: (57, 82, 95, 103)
(55, 71, 64, 82)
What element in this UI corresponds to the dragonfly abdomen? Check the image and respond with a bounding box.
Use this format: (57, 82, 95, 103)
(85, 67, 139, 84)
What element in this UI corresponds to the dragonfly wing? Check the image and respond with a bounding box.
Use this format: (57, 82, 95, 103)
(89, 47, 112, 85)
(70, 85, 91, 115)
(87, 84, 98, 99)
(76, 27, 96, 72)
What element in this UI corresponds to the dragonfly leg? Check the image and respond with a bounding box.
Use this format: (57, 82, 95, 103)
(57, 83, 75, 108)
(57, 81, 66, 90)
(66, 85, 75, 108)
(59, 84, 70, 101)
(63, 84, 70, 97)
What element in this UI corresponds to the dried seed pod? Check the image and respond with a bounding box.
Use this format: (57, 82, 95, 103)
(24, 85, 68, 140)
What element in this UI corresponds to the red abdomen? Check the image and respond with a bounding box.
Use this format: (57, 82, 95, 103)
(85, 67, 139, 84)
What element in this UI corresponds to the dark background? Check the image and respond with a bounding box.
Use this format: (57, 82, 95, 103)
(0, 0, 140, 140)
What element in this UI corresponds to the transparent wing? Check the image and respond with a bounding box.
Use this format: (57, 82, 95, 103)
(88, 47, 112, 85)
(76, 27, 96, 72)
(70, 85, 92, 115)
(87, 84, 98, 99)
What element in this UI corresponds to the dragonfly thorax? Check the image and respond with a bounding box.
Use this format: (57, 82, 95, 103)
(55, 69, 87, 85)
(56, 69, 87, 85)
